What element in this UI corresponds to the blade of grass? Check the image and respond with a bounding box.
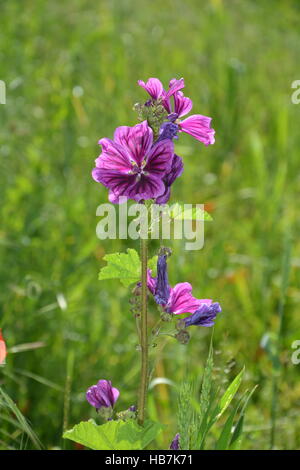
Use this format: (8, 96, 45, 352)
(0, 388, 43, 449)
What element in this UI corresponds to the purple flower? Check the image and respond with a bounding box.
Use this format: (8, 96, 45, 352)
(170, 433, 180, 450)
(92, 121, 174, 203)
(184, 302, 222, 327)
(154, 254, 171, 305)
(148, 271, 211, 316)
(86, 379, 120, 410)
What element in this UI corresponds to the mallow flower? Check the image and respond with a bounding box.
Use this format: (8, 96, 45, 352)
(86, 379, 120, 411)
(147, 255, 212, 316)
(92, 121, 174, 203)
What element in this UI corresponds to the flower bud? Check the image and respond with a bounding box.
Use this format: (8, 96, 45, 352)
(175, 330, 190, 345)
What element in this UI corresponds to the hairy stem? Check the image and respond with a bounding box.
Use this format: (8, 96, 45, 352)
(137, 237, 148, 425)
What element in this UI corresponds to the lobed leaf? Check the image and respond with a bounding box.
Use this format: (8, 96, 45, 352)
(63, 419, 163, 450)
(98, 248, 140, 287)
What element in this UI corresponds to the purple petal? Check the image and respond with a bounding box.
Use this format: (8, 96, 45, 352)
(179, 114, 215, 146)
(138, 78, 164, 100)
(97, 380, 120, 407)
(125, 174, 166, 202)
(173, 91, 193, 118)
(162, 79, 184, 113)
(108, 190, 127, 204)
(184, 302, 221, 327)
(165, 78, 185, 99)
(114, 121, 153, 166)
(96, 138, 133, 172)
(92, 168, 137, 195)
(147, 270, 157, 294)
(86, 385, 101, 408)
(155, 186, 171, 205)
(144, 139, 174, 177)
(111, 387, 120, 404)
(162, 90, 172, 114)
(167, 283, 211, 315)
(164, 154, 184, 186)
(95, 382, 113, 407)
(156, 154, 183, 204)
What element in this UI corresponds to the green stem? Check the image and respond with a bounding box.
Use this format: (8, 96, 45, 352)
(137, 237, 148, 425)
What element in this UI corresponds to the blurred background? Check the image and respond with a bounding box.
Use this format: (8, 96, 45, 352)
(0, 0, 299, 450)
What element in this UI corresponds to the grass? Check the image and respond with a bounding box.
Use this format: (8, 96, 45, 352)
(0, 0, 300, 449)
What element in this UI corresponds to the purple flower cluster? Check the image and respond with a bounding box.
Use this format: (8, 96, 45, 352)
(138, 78, 215, 146)
(148, 254, 221, 327)
(92, 77, 215, 204)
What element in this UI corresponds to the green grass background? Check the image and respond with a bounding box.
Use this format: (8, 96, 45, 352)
(0, 0, 299, 450)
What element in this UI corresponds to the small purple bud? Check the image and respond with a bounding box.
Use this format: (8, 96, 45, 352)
(184, 302, 221, 328)
(175, 329, 190, 345)
(154, 254, 171, 305)
(86, 379, 120, 411)
(170, 433, 180, 450)
(157, 121, 179, 142)
(129, 405, 136, 412)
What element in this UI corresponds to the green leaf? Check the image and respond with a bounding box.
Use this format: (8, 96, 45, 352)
(229, 385, 258, 450)
(98, 250, 158, 287)
(210, 367, 245, 425)
(197, 335, 214, 449)
(170, 202, 213, 221)
(63, 419, 163, 450)
(215, 395, 245, 450)
(0, 387, 43, 449)
(98, 249, 140, 287)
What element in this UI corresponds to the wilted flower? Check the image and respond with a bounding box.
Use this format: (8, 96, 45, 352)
(169, 433, 180, 450)
(86, 379, 120, 411)
(184, 302, 221, 327)
(154, 254, 171, 305)
(92, 121, 174, 203)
